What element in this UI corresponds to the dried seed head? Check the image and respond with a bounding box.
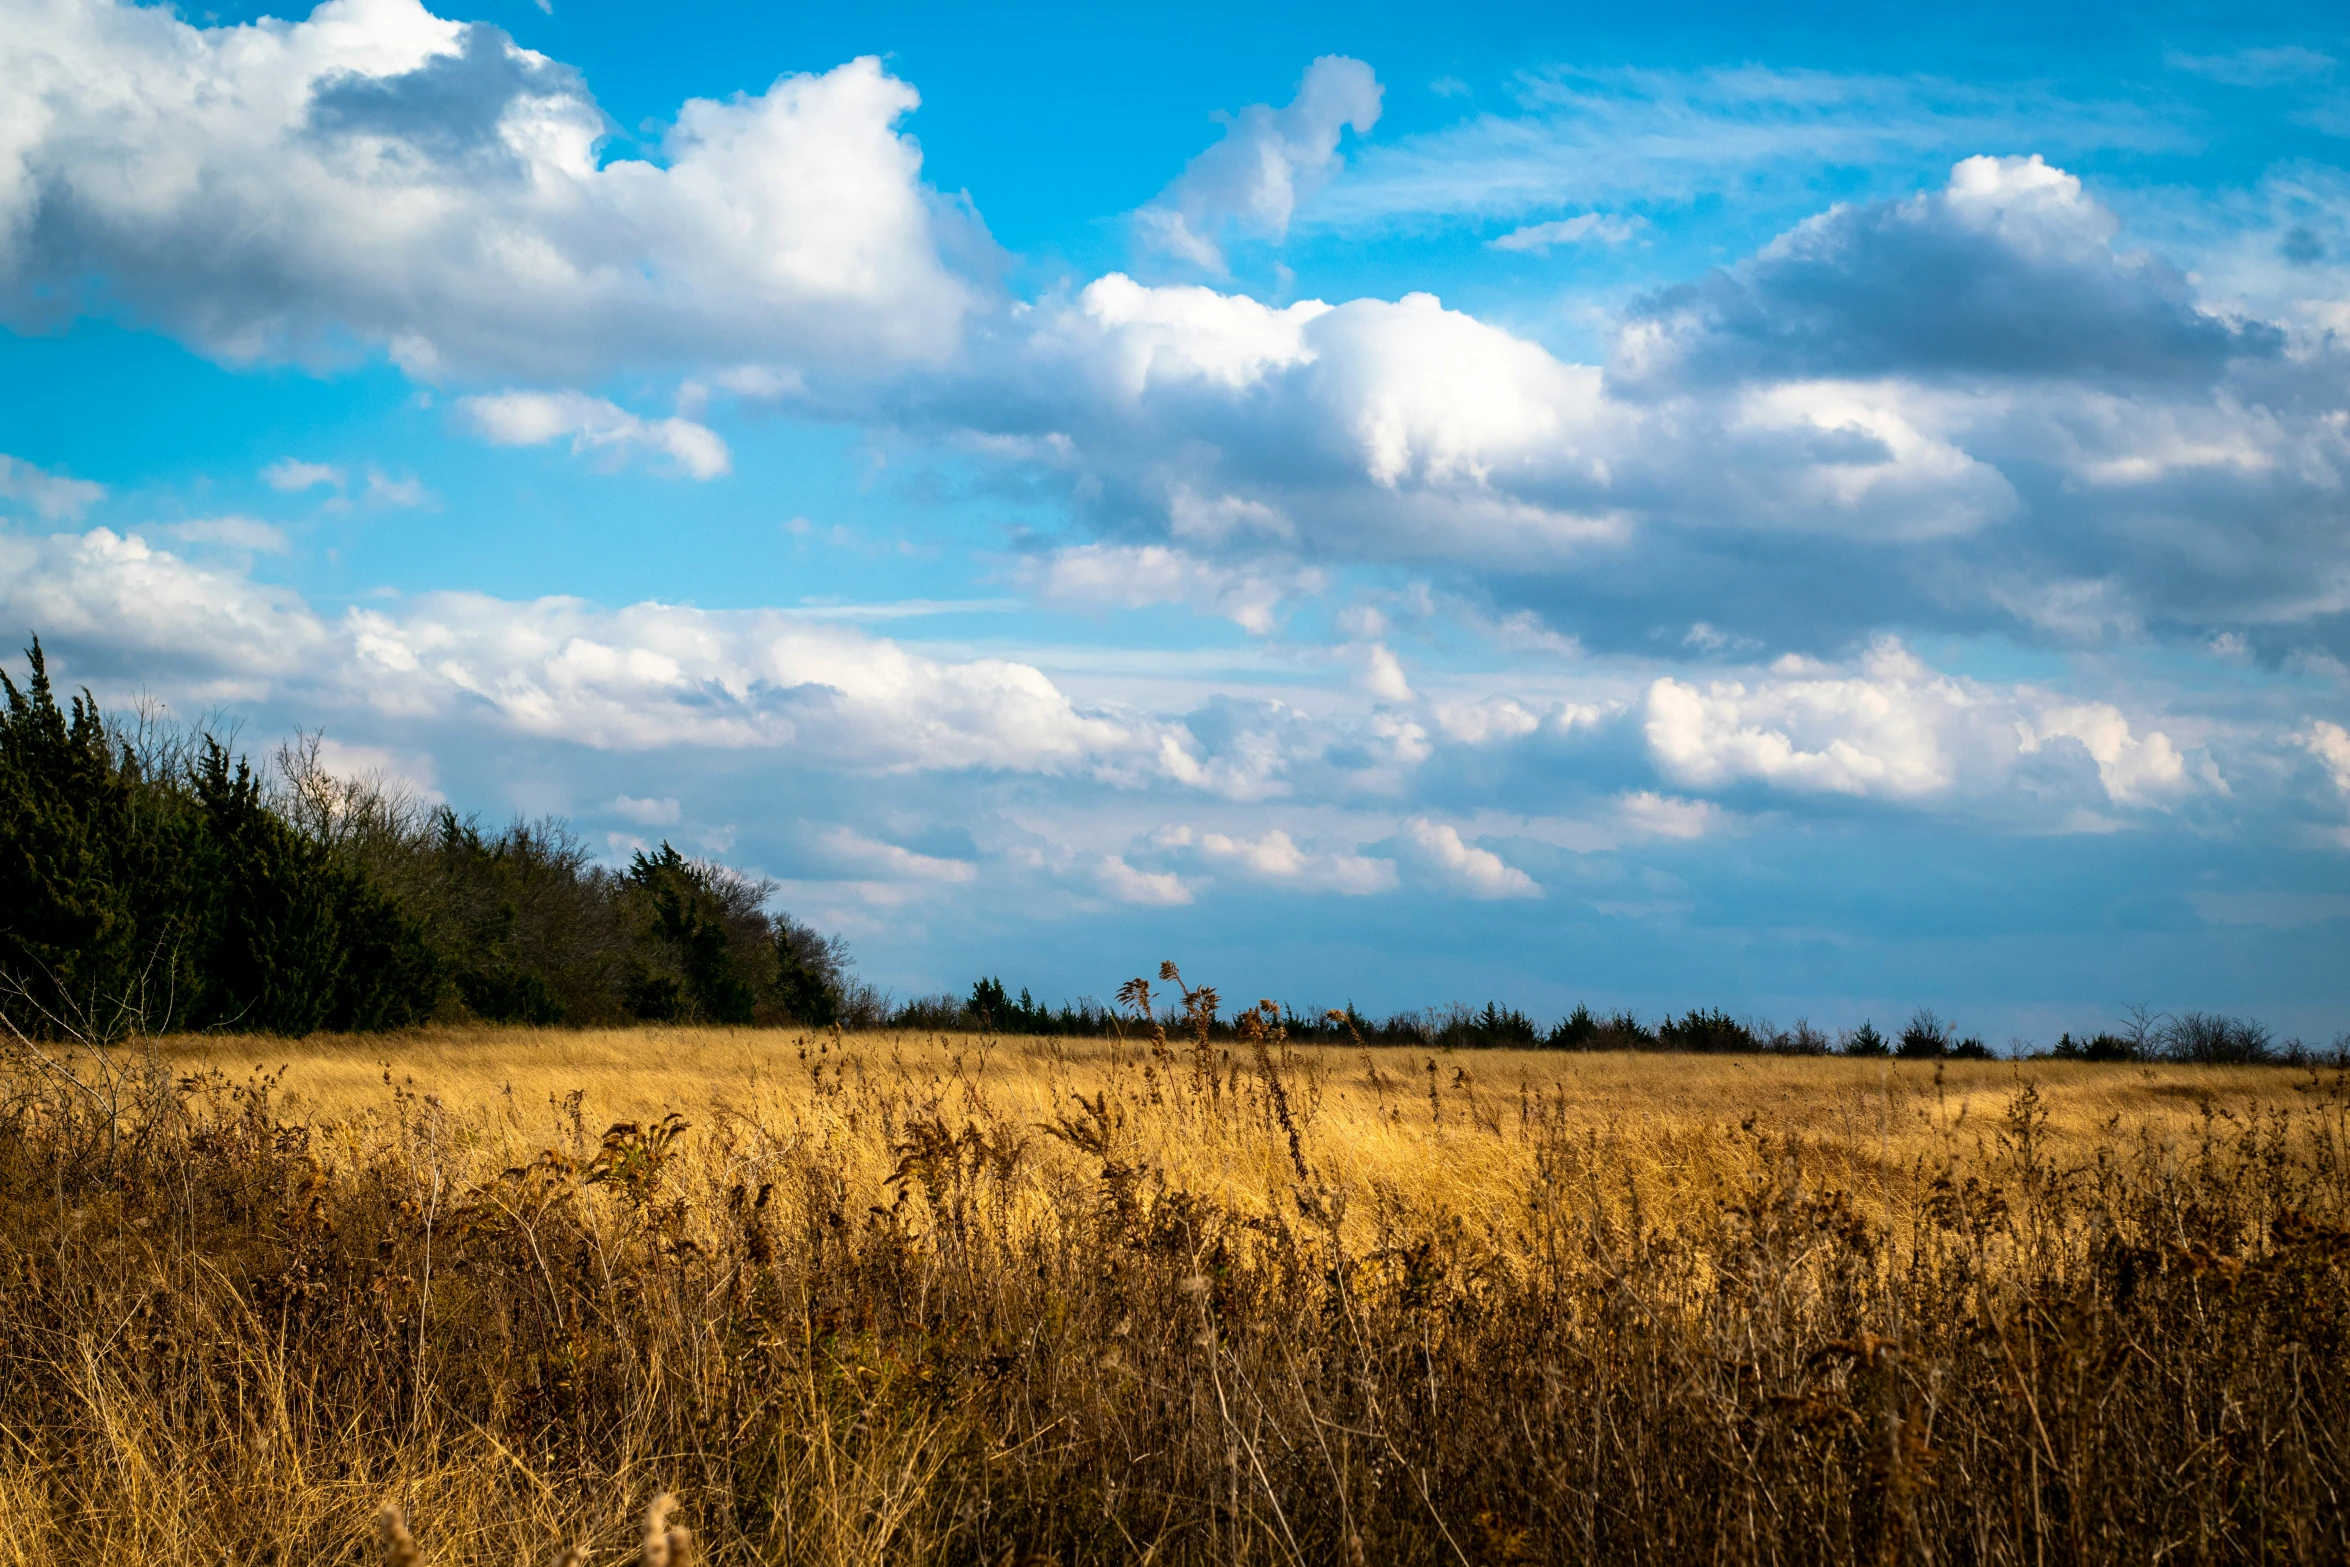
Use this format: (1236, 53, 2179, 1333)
(550, 1547, 591, 1567)
(641, 1495, 674, 1567)
(376, 1505, 422, 1567)
(641, 1493, 694, 1567)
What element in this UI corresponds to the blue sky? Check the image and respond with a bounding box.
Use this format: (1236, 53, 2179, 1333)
(4, 0, 2349, 1041)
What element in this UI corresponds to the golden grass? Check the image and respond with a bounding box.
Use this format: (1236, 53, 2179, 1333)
(164, 1023, 2318, 1236)
(3, 1023, 2343, 1564)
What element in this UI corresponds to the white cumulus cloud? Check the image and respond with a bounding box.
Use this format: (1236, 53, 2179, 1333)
(1643, 641, 1974, 798)
(1395, 817, 1540, 899)
(2299, 719, 2350, 794)
(1642, 639, 2224, 811)
(1158, 825, 1398, 895)
(2019, 703, 2202, 807)
(0, 1, 977, 382)
(0, 527, 328, 682)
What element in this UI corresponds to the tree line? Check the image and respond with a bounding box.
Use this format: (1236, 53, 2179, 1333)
(944, 980, 2331, 1064)
(0, 641, 852, 1040)
(5, 637, 2332, 1060)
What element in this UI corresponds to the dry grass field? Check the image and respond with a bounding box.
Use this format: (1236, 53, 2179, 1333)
(3, 1018, 2345, 1564)
(163, 1023, 2332, 1236)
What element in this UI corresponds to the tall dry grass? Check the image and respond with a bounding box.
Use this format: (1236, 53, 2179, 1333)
(2, 1010, 2345, 1563)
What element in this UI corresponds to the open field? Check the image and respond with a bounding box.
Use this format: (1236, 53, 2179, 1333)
(3, 1024, 2346, 1564)
(166, 1024, 2335, 1233)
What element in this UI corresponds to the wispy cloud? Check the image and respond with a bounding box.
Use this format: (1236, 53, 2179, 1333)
(0, 454, 104, 522)
(261, 458, 342, 493)
(1307, 66, 2180, 232)
(2166, 46, 2335, 87)
(363, 469, 434, 508)
(1136, 55, 1382, 271)
(167, 516, 290, 553)
(1491, 212, 1642, 250)
(459, 392, 730, 479)
(607, 794, 681, 826)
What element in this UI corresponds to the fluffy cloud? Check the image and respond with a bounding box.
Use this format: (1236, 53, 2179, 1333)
(362, 468, 432, 508)
(1393, 817, 1541, 898)
(1137, 56, 1381, 271)
(2019, 704, 2202, 807)
(1645, 653, 1965, 798)
(1156, 825, 1397, 895)
(1642, 638, 2220, 809)
(1352, 643, 1414, 702)
(939, 160, 2350, 660)
(0, 522, 1182, 773)
(965, 278, 1622, 568)
(340, 594, 1156, 765)
(460, 392, 730, 478)
(312, 736, 441, 801)
(1614, 157, 2272, 387)
(0, 0, 977, 381)
(14, 6, 2345, 661)
(0, 526, 328, 682)
(2302, 720, 2350, 794)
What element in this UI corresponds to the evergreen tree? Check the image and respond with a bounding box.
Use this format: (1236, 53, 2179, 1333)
(0, 634, 856, 1040)
(0, 642, 201, 1036)
(627, 844, 757, 1025)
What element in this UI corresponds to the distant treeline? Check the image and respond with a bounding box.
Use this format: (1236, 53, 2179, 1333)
(6, 637, 2340, 1060)
(933, 980, 2338, 1065)
(1, 641, 853, 1040)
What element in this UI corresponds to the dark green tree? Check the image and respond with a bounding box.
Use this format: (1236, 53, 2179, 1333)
(968, 975, 1011, 1028)
(626, 844, 757, 1025)
(0, 640, 199, 1037)
(185, 739, 440, 1035)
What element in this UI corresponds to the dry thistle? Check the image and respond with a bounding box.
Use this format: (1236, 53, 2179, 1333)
(376, 1505, 422, 1567)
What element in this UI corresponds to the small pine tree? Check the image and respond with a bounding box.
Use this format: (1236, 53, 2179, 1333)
(968, 976, 1012, 1029)
(1843, 1021, 1890, 1057)
(1547, 1004, 1602, 1050)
